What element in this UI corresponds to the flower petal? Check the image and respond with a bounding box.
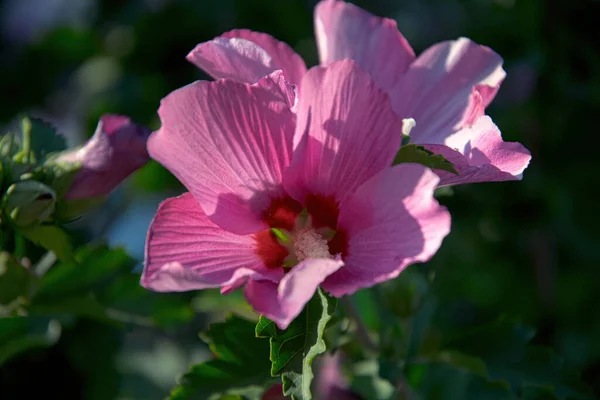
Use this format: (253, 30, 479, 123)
(283, 60, 404, 204)
(314, 0, 415, 90)
(462, 87, 486, 127)
(141, 193, 282, 292)
(424, 116, 532, 186)
(148, 71, 296, 235)
(391, 37, 505, 144)
(322, 164, 451, 297)
(57, 114, 151, 200)
(316, 353, 353, 399)
(244, 258, 344, 329)
(187, 29, 306, 85)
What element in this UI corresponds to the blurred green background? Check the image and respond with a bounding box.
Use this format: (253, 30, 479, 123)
(1, 0, 599, 398)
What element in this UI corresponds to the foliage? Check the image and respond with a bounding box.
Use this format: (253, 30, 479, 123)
(256, 289, 337, 400)
(394, 144, 458, 174)
(170, 315, 273, 400)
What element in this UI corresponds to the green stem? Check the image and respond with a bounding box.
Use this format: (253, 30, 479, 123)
(340, 296, 378, 352)
(13, 232, 26, 259)
(21, 118, 32, 157)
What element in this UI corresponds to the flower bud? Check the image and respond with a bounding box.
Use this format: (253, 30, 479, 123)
(53, 114, 151, 200)
(3, 180, 56, 227)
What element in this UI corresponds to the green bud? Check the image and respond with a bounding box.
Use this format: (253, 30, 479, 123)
(38, 160, 81, 199)
(3, 180, 56, 227)
(0, 134, 19, 158)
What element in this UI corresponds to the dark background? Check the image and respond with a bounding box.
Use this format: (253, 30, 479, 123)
(0, 0, 599, 398)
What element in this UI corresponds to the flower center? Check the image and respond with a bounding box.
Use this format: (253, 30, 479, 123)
(253, 194, 347, 269)
(292, 227, 332, 262)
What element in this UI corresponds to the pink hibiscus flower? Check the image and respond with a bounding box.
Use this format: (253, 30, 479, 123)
(55, 115, 151, 200)
(141, 60, 450, 329)
(186, 0, 531, 186)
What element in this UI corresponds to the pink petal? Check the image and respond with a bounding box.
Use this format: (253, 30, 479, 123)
(424, 116, 532, 186)
(244, 258, 344, 329)
(314, 0, 415, 90)
(316, 353, 351, 398)
(322, 164, 451, 297)
(148, 71, 296, 235)
(57, 114, 151, 200)
(283, 60, 404, 204)
(141, 193, 282, 292)
(187, 29, 306, 85)
(391, 38, 506, 144)
(462, 88, 485, 127)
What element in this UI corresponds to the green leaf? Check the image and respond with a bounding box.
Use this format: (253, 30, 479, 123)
(394, 144, 458, 174)
(29, 293, 114, 324)
(34, 245, 132, 298)
(256, 288, 337, 400)
(29, 245, 192, 328)
(26, 117, 67, 160)
(0, 252, 37, 305)
(406, 361, 514, 400)
(522, 385, 559, 400)
(193, 288, 257, 322)
(170, 315, 272, 400)
(431, 350, 488, 377)
(98, 273, 193, 328)
(0, 316, 62, 365)
(54, 196, 105, 221)
(350, 359, 397, 400)
(19, 224, 72, 261)
(444, 320, 593, 399)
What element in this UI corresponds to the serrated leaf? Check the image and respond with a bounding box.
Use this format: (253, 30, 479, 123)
(19, 224, 72, 261)
(26, 117, 67, 160)
(394, 144, 458, 174)
(256, 288, 337, 400)
(170, 315, 272, 400)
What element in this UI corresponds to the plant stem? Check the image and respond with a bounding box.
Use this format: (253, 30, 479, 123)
(14, 232, 26, 259)
(340, 296, 378, 352)
(21, 118, 32, 163)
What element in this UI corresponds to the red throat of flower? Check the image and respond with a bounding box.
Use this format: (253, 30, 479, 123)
(253, 195, 348, 269)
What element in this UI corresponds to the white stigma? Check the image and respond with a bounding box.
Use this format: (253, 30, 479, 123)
(292, 228, 332, 261)
(402, 118, 416, 136)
